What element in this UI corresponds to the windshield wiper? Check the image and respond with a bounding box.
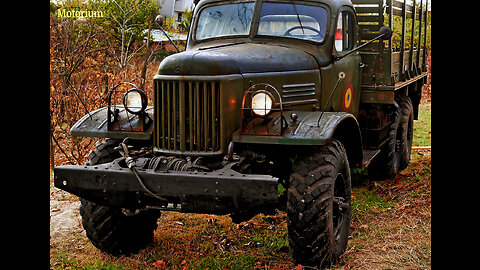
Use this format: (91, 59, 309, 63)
(291, 0, 304, 34)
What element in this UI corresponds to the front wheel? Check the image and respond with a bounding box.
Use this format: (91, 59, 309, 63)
(80, 138, 160, 256)
(80, 199, 161, 256)
(287, 139, 352, 269)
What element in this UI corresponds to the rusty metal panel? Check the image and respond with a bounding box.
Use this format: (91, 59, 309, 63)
(360, 90, 395, 104)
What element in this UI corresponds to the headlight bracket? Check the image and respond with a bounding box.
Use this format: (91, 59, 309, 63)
(106, 82, 151, 132)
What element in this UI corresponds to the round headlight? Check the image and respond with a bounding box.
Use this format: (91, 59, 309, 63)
(123, 89, 147, 114)
(251, 92, 273, 116)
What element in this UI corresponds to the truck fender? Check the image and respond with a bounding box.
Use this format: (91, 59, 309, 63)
(69, 106, 154, 141)
(232, 111, 363, 167)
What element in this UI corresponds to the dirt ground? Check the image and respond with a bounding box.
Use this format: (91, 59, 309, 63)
(50, 177, 85, 250)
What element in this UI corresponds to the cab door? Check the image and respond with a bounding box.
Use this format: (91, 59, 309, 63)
(321, 8, 362, 116)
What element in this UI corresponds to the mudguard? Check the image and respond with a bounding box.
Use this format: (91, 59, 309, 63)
(69, 106, 154, 140)
(232, 111, 363, 166)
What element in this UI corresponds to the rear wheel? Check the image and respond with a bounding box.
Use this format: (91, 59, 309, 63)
(368, 96, 413, 180)
(398, 96, 414, 170)
(287, 139, 352, 268)
(368, 102, 401, 180)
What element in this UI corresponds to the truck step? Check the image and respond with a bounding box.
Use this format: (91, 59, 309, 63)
(362, 149, 381, 167)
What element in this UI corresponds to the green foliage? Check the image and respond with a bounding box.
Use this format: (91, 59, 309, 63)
(50, 1, 58, 15)
(389, 14, 431, 50)
(50, 0, 160, 71)
(90, 0, 159, 45)
(179, 6, 194, 33)
(162, 16, 178, 32)
(385, 7, 431, 50)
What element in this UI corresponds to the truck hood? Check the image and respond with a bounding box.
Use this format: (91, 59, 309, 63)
(158, 42, 319, 75)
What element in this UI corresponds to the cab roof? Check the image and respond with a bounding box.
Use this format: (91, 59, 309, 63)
(194, 0, 353, 12)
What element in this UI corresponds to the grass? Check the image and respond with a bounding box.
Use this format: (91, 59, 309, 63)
(413, 102, 431, 147)
(342, 149, 431, 269)
(50, 211, 294, 270)
(338, 107, 431, 269)
(50, 102, 431, 269)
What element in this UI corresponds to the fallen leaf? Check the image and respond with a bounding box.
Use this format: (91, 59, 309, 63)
(152, 260, 166, 269)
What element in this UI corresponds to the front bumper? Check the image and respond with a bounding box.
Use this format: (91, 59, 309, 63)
(53, 161, 278, 215)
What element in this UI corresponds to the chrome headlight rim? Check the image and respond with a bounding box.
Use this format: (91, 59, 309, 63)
(123, 88, 148, 115)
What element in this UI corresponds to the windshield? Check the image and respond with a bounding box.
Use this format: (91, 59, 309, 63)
(194, 1, 328, 42)
(259, 2, 328, 42)
(195, 2, 255, 40)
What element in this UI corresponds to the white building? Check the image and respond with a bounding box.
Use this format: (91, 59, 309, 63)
(157, 0, 194, 23)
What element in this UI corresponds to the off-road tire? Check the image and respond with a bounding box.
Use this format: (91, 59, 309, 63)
(368, 102, 401, 180)
(86, 138, 122, 165)
(80, 138, 161, 256)
(368, 97, 413, 180)
(80, 199, 160, 256)
(287, 139, 352, 269)
(398, 96, 414, 170)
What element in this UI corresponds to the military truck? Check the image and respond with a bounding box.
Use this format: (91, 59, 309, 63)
(54, 0, 429, 267)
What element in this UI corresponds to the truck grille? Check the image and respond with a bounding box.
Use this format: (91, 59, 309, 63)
(153, 79, 221, 154)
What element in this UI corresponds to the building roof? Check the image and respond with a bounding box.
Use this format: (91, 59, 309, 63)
(145, 29, 188, 42)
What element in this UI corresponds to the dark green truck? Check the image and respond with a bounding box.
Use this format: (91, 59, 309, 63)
(54, 0, 429, 267)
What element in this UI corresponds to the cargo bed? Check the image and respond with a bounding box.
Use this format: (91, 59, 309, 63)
(352, 0, 430, 104)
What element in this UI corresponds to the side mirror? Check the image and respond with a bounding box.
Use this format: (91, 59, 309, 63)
(154, 14, 181, 53)
(378, 26, 393, 40)
(334, 26, 393, 61)
(155, 15, 164, 27)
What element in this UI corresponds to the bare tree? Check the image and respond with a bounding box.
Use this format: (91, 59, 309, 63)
(102, 0, 159, 81)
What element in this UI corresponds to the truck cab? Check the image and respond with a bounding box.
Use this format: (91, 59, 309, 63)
(154, 0, 364, 164)
(54, 0, 428, 268)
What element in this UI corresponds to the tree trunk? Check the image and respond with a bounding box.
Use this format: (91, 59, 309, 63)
(139, 23, 151, 90)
